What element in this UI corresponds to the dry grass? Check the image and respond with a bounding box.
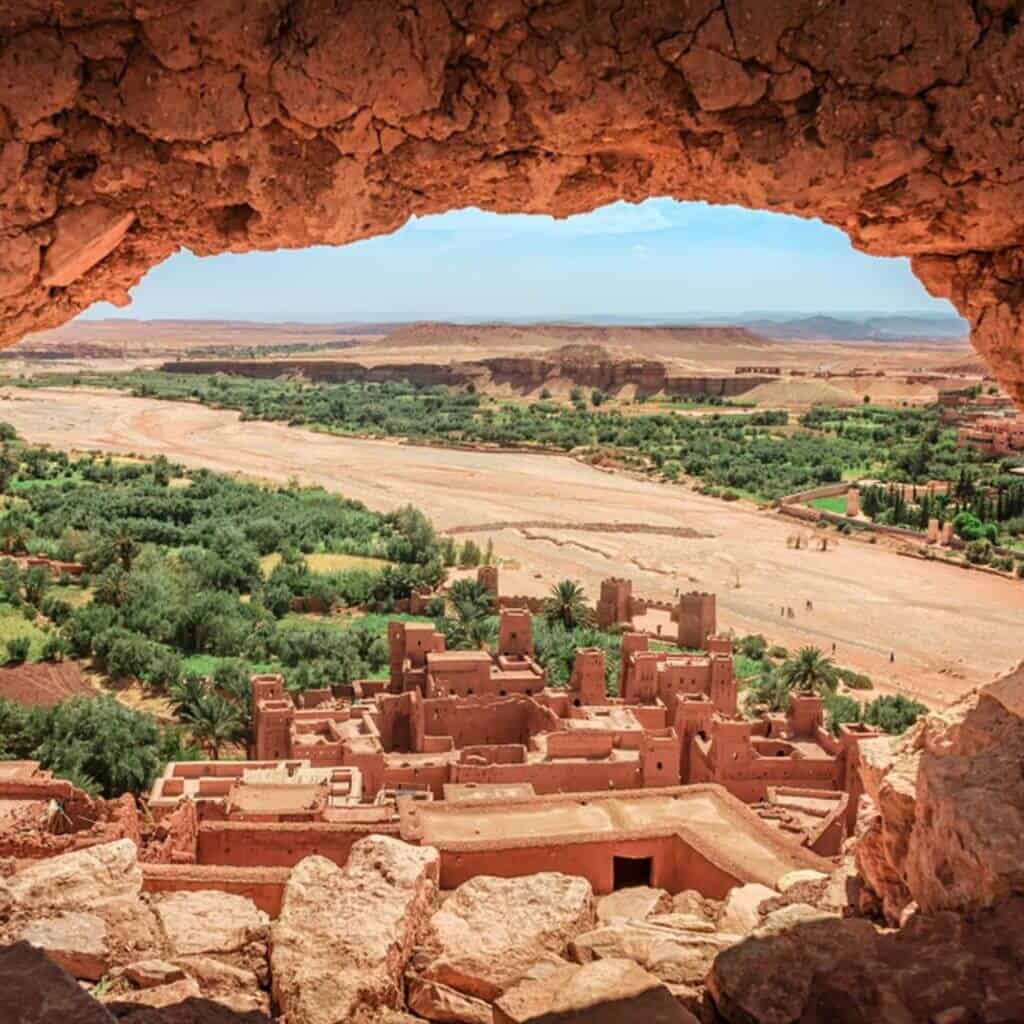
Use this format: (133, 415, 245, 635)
(259, 551, 389, 577)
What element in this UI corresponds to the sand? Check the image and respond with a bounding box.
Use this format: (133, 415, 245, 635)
(0, 386, 1019, 709)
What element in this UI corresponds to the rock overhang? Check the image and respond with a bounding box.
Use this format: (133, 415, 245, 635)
(1, 1, 1023, 401)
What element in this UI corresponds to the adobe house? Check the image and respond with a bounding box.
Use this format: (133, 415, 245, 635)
(397, 785, 832, 896)
(203, 608, 880, 885)
(619, 632, 737, 716)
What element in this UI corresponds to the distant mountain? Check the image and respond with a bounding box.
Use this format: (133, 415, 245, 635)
(741, 313, 968, 342)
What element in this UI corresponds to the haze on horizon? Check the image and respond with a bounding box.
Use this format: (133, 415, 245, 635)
(78, 199, 956, 323)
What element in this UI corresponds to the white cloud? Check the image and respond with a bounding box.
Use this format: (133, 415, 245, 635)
(407, 199, 675, 241)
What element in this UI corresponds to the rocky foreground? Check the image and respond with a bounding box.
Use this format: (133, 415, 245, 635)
(3, 665, 1024, 1024)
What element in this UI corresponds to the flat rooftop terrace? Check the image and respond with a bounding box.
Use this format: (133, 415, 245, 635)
(400, 784, 829, 889)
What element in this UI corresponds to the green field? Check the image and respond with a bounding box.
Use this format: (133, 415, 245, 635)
(0, 602, 50, 662)
(809, 496, 849, 514)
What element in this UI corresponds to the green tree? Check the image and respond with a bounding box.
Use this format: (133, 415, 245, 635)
(824, 693, 862, 734)
(778, 646, 838, 695)
(543, 579, 593, 629)
(741, 665, 792, 716)
(29, 696, 172, 796)
(458, 539, 482, 567)
(22, 566, 48, 607)
(448, 578, 493, 619)
(863, 694, 927, 735)
(0, 446, 18, 493)
(171, 681, 243, 760)
(5, 635, 30, 664)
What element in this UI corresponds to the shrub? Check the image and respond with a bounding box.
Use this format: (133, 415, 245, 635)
(836, 667, 874, 691)
(965, 539, 992, 565)
(40, 633, 67, 662)
(5, 635, 31, 663)
(40, 593, 72, 625)
(824, 693, 862, 734)
(458, 539, 482, 568)
(863, 694, 927, 735)
(737, 634, 768, 660)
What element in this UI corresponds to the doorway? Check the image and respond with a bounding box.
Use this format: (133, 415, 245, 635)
(612, 855, 653, 889)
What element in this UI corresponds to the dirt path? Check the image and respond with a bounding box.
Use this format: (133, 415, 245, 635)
(1, 386, 1020, 708)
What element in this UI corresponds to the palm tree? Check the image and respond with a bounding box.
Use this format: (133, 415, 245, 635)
(778, 646, 838, 695)
(112, 532, 139, 572)
(543, 579, 593, 629)
(94, 565, 131, 609)
(0, 511, 30, 555)
(447, 578, 493, 619)
(741, 665, 792, 716)
(173, 685, 243, 760)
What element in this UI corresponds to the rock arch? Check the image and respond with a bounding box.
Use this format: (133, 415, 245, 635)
(1, 1, 1023, 399)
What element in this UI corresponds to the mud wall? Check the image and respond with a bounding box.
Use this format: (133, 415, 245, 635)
(195, 820, 400, 868)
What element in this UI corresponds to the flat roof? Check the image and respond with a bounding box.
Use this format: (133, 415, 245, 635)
(427, 650, 492, 662)
(400, 784, 829, 888)
(443, 782, 537, 803)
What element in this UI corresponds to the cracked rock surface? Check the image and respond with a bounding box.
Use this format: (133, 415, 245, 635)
(2, 1, 1024, 398)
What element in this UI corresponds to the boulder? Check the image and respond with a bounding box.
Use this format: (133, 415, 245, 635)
(271, 835, 439, 1024)
(646, 913, 717, 934)
(1, 838, 141, 912)
(493, 958, 699, 1024)
(104, 976, 203, 1010)
(595, 886, 672, 924)
(172, 956, 270, 1016)
(0, 940, 115, 1024)
(112, 960, 188, 989)
(716, 884, 777, 935)
(19, 910, 109, 980)
(708, 900, 1024, 1023)
(105, 954, 268, 1017)
(406, 977, 494, 1024)
(152, 889, 269, 981)
(569, 919, 741, 989)
(856, 667, 1024, 922)
(670, 889, 720, 923)
(775, 870, 829, 893)
(10, 893, 162, 980)
(418, 872, 594, 1001)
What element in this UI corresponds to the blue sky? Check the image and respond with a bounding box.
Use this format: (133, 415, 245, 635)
(80, 199, 953, 321)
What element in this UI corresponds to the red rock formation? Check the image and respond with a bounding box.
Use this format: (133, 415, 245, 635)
(856, 663, 1024, 923)
(2, 4, 1024, 399)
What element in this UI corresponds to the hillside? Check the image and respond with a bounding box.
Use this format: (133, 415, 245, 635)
(366, 321, 772, 360)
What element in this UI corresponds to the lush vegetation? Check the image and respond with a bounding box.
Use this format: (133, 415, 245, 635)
(0, 695, 197, 796)
(20, 370, 1022, 503)
(738, 641, 926, 736)
(0, 426, 455, 792)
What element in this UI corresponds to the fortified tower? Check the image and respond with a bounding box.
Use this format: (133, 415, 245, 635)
(569, 648, 607, 706)
(677, 592, 716, 651)
(596, 577, 633, 629)
(251, 674, 293, 760)
(477, 564, 499, 597)
(498, 608, 534, 658)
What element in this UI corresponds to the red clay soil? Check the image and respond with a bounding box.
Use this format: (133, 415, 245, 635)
(0, 660, 94, 707)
